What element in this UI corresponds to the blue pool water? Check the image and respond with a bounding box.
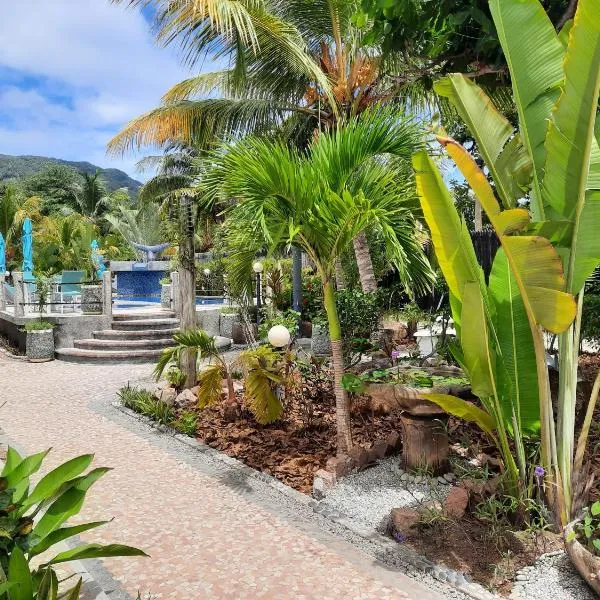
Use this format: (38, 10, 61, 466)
(115, 295, 224, 306)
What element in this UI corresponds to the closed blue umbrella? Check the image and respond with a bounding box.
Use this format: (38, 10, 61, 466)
(0, 232, 6, 275)
(91, 240, 105, 279)
(22, 218, 34, 281)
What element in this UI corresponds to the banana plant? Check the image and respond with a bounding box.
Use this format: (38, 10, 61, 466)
(416, 0, 600, 525)
(0, 448, 147, 599)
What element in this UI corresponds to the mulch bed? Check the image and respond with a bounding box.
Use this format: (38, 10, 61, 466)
(191, 390, 403, 494)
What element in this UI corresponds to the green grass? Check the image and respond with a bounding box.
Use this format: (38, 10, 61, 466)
(118, 384, 174, 425)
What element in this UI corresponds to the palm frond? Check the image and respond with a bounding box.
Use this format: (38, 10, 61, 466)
(197, 363, 226, 408)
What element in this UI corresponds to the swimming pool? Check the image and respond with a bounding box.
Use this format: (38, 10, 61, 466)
(115, 295, 225, 306)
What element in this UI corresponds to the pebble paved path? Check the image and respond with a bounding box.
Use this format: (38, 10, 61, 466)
(0, 354, 445, 600)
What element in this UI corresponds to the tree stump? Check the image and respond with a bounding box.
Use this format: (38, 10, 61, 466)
(399, 412, 449, 475)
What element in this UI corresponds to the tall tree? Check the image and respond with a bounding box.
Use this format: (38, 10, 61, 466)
(209, 109, 434, 452)
(109, 0, 433, 292)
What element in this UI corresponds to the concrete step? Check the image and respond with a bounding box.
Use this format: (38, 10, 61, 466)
(74, 338, 175, 351)
(111, 318, 180, 330)
(56, 347, 165, 363)
(112, 311, 175, 321)
(93, 328, 179, 340)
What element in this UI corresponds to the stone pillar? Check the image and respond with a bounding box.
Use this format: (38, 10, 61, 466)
(102, 270, 112, 318)
(0, 277, 6, 311)
(171, 271, 181, 317)
(13, 272, 25, 317)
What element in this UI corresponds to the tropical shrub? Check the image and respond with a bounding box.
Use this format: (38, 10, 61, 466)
(0, 447, 146, 598)
(23, 321, 54, 332)
(257, 309, 300, 341)
(568, 501, 600, 556)
(413, 0, 600, 527)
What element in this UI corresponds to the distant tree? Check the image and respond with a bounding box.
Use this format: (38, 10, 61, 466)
(20, 164, 80, 214)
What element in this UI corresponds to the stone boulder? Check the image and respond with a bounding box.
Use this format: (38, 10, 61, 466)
(157, 386, 177, 406)
(389, 507, 421, 534)
(444, 486, 469, 519)
(174, 389, 197, 410)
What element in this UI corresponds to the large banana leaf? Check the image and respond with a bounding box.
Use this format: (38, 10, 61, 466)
(489, 249, 540, 434)
(541, 0, 600, 293)
(439, 136, 577, 334)
(434, 74, 532, 208)
(489, 0, 564, 219)
(411, 150, 486, 332)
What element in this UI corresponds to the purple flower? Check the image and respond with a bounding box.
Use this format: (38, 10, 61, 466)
(534, 466, 545, 478)
(393, 531, 406, 543)
(391, 350, 401, 360)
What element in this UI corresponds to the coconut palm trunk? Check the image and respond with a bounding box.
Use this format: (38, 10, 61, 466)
(353, 230, 378, 293)
(323, 279, 353, 453)
(334, 257, 347, 290)
(178, 194, 197, 387)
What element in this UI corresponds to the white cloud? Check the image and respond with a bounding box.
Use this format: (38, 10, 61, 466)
(0, 0, 210, 180)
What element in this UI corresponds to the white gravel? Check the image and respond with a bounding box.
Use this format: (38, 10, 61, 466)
(510, 552, 597, 600)
(320, 457, 451, 531)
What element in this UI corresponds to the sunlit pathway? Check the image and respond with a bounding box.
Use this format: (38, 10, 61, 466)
(0, 354, 445, 600)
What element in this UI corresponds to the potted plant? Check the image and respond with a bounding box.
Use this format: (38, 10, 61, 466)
(24, 320, 55, 362)
(81, 260, 103, 315)
(160, 275, 172, 309)
(220, 306, 240, 338)
(566, 502, 600, 595)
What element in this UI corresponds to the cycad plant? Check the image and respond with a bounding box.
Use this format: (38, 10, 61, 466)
(412, 0, 600, 527)
(208, 108, 434, 452)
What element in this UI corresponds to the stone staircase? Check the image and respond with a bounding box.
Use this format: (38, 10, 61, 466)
(56, 311, 180, 363)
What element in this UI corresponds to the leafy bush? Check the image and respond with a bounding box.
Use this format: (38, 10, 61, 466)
(300, 268, 322, 321)
(118, 385, 174, 425)
(0, 447, 146, 598)
(568, 501, 600, 555)
(257, 308, 300, 340)
(172, 411, 199, 436)
(581, 293, 600, 350)
(165, 367, 186, 392)
(23, 321, 54, 332)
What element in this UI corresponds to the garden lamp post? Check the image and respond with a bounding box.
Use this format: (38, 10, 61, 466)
(203, 267, 211, 294)
(253, 261, 263, 323)
(268, 325, 291, 348)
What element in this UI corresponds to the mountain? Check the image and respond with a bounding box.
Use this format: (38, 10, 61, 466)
(0, 154, 143, 194)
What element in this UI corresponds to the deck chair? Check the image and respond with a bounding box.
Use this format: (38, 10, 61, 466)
(55, 270, 85, 313)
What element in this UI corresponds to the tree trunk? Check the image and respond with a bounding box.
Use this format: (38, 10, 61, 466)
(474, 199, 483, 232)
(353, 230, 377, 293)
(292, 246, 303, 313)
(179, 194, 197, 388)
(323, 280, 353, 453)
(334, 257, 346, 290)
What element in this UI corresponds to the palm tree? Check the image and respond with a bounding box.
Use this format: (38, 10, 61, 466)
(108, 0, 433, 292)
(209, 108, 434, 453)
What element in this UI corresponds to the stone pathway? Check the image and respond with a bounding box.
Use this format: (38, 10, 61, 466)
(0, 354, 446, 600)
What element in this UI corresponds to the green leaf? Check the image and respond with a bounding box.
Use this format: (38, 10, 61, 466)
(434, 74, 531, 208)
(591, 501, 600, 516)
(7, 547, 33, 600)
(37, 567, 58, 600)
(1, 448, 22, 476)
(461, 282, 496, 399)
(411, 150, 486, 330)
(489, 250, 540, 434)
(0, 583, 16, 596)
(593, 539, 600, 552)
(42, 543, 148, 567)
(29, 520, 110, 558)
(4, 450, 49, 489)
(23, 454, 94, 510)
(419, 393, 496, 437)
(63, 578, 82, 600)
(33, 468, 110, 540)
(489, 0, 565, 219)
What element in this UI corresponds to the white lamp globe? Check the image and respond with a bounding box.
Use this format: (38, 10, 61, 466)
(252, 261, 263, 273)
(268, 324, 291, 348)
(203, 268, 211, 276)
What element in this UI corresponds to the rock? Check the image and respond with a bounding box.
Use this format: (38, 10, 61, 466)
(370, 439, 391, 460)
(443, 472, 456, 483)
(386, 431, 402, 453)
(190, 385, 200, 397)
(389, 507, 421, 534)
(444, 486, 469, 519)
(325, 454, 355, 477)
(400, 472, 410, 483)
(437, 476, 450, 485)
(312, 469, 336, 499)
(158, 386, 177, 406)
(348, 445, 369, 469)
(174, 389, 196, 410)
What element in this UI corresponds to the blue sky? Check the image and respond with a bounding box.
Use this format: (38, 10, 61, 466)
(0, 0, 209, 181)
